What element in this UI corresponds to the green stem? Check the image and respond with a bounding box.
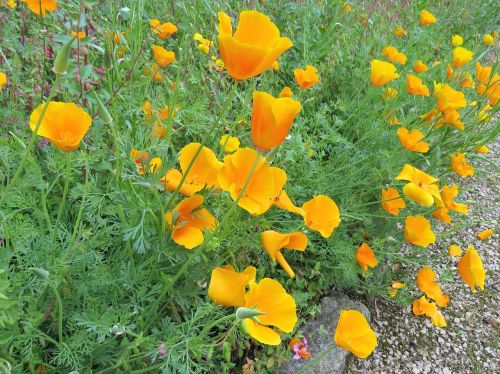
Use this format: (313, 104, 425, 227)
(67, 157, 89, 254)
(199, 314, 236, 337)
(48, 281, 63, 343)
(50, 152, 72, 244)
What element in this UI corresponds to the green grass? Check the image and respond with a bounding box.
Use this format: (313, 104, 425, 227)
(0, 0, 499, 372)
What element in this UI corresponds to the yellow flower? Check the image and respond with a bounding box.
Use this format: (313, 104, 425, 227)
(452, 47, 473, 68)
(393, 27, 406, 37)
(448, 244, 462, 257)
(355, 243, 378, 271)
(0, 72, 6, 89)
(477, 229, 494, 240)
(208, 265, 256, 307)
(302, 195, 341, 238)
(416, 267, 449, 307)
(404, 215, 436, 248)
(370, 59, 399, 87)
(30, 102, 92, 152)
(150, 19, 178, 39)
(21, 0, 57, 16)
(217, 10, 293, 80)
(70, 31, 86, 40)
(482, 33, 494, 45)
(382, 87, 398, 99)
(165, 195, 217, 249)
(152, 45, 175, 67)
(279, 86, 293, 98)
(294, 65, 320, 89)
(261, 230, 308, 278)
(382, 46, 407, 65)
(458, 245, 486, 292)
(388, 281, 405, 297)
(475, 62, 492, 84)
(161, 143, 223, 196)
(413, 60, 428, 73)
(334, 310, 377, 359)
(406, 74, 430, 96)
(218, 148, 286, 215)
(381, 187, 406, 216)
(451, 34, 463, 47)
(251, 91, 302, 151)
(475, 145, 489, 154)
(450, 153, 474, 177)
(436, 84, 466, 112)
(219, 134, 240, 153)
(441, 184, 468, 214)
(271, 60, 280, 71)
(395, 164, 442, 207)
(397, 128, 429, 153)
(419, 10, 436, 26)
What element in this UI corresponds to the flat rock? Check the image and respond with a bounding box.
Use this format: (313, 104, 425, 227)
(280, 292, 370, 374)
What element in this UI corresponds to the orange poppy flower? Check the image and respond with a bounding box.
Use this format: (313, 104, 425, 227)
(29, 102, 92, 152)
(293, 65, 320, 89)
(261, 230, 308, 278)
(477, 229, 494, 240)
(217, 148, 286, 215)
(441, 184, 468, 214)
(152, 45, 175, 67)
(433, 207, 451, 224)
(279, 86, 293, 98)
(395, 164, 442, 207)
(21, 0, 57, 16)
(217, 10, 293, 80)
(219, 134, 240, 153)
(419, 10, 436, 25)
(208, 265, 256, 307)
(150, 19, 178, 39)
(475, 62, 492, 84)
(370, 59, 399, 86)
(393, 27, 406, 37)
(450, 153, 474, 177)
(448, 244, 462, 257)
(355, 243, 378, 271)
(161, 143, 223, 196)
(413, 60, 428, 73)
(302, 195, 341, 238)
(452, 47, 473, 68)
(397, 128, 429, 153)
(70, 31, 86, 40)
(438, 110, 464, 131)
(404, 215, 436, 248)
(251, 91, 302, 151)
(165, 195, 217, 249)
(382, 46, 407, 65)
(381, 187, 406, 216)
(406, 74, 429, 96)
(334, 310, 377, 358)
(416, 267, 449, 307)
(436, 84, 466, 113)
(458, 245, 485, 292)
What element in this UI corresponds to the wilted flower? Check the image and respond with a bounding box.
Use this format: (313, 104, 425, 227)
(458, 245, 486, 292)
(448, 244, 462, 257)
(450, 153, 474, 177)
(165, 195, 217, 249)
(294, 65, 320, 89)
(261, 230, 308, 278)
(477, 229, 494, 240)
(302, 195, 341, 238)
(412, 296, 437, 317)
(150, 19, 177, 39)
(395, 164, 442, 207)
(441, 184, 468, 214)
(419, 10, 436, 26)
(381, 187, 406, 216)
(370, 59, 399, 87)
(397, 128, 429, 153)
(406, 74, 430, 96)
(416, 267, 449, 307)
(334, 310, 377, 358)
(21, 0, 57, 16)
(218, 10, 293, 80)
(451, 34, 463, 47)
(413, 60, 428, 73)
(30, 102, 92, 152)
(152, 45, 175, 67)
(251, 91, 302, 151)
(452, 47, 473, 68)
(130, 150, 162, 175)
(219, 134, 240, 153)
(431, 311, 447, 328)
(404, 215, 436, 248)
(388, 281, 405, 298)
(355, 243, 378, 271)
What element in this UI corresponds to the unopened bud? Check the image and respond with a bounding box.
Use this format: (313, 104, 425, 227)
(30, 267, 49, 280)
(52, 37, 76, 75)
(236, 307, 265, 320)
(93, 92, 113, 124)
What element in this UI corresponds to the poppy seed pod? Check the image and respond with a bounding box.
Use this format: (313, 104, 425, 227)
(53, 37, 75, 75)
(93, 92, 113, 124)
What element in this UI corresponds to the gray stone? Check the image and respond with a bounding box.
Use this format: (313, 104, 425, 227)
(279, 292, 370, 374)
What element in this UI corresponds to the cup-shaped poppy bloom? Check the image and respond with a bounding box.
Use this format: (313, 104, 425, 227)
(217, 10, 293, 80)
(395, 164, 442, 207)
(150, 19, 177, 39)
(152, 45, 175, 67)
(302, 195, 341, 238)
(30, 101, 92, 152)
(370, 59, 399, 87)
(382, 46, 407, 65)
(161, 143, 223, 196)
(477, 229, 493, 240)
(475, 62, 492, 84)
(406, 74, 429, 96)
(419, 10, 436, 25)
(450, 153, 474, 177)
(279, 86, 293, 98)
(294, 65, 320, 89)
(483, 33, 494, 45)
(452, 47, 473, 68)
(413, 60, 428, 73)
(165, 195, 217, 249)
(251, 91, 302, 151)
(334, 310, 377, 359)
(416, 267, 449, 307)
(458, 245, 485, 292)
(451, 34, 463, 47)
(381, 187, 406, 216)
(393, 27, 406, 37)
(412, 296, 437, 317)
(397, 128, 429, 153)
(433, 207, 451, 224)
(404, 215, 436, 248)
(0, 72, 6, 89)
(242, 278, 297, 345)
(436, 84, 466, 112)
(261, 230, 308, 278)
(21, 0, 57, 16)
(217, 148, 285, 215)
(448, 244, 462, 257)
(219, 134, 240, 153)
(441, 184, 468, 214)
(208, 265, 256, 307)
(355, 243, 378, 271)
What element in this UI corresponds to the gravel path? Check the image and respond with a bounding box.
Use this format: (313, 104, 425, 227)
(347, 139, 499, 374)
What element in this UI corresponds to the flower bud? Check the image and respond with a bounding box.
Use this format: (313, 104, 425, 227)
(52, 37, 75, 76)
(235, 307, 265, 320)
(104, 42, 113, 70)
(93, 92, 113, 124)
(30, 267, 49, 280)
